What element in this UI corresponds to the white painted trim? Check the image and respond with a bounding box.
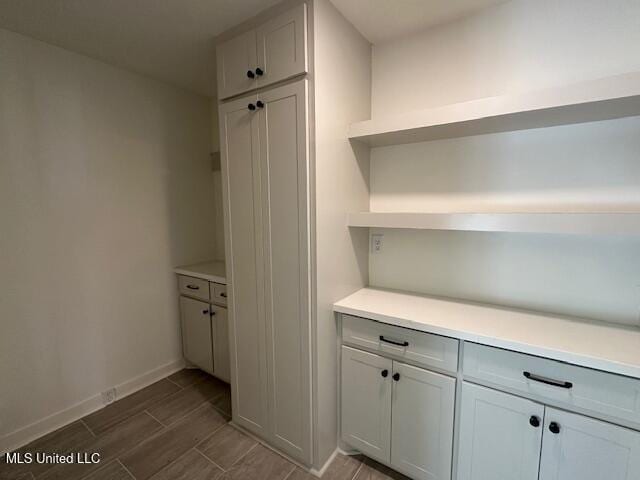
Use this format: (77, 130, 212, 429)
(0, 359, 185, 456)
(309, 448, 338, 477)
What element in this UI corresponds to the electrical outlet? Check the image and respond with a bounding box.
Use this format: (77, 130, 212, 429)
(101, 388, 117, 405)
(371, 233, 384, 254)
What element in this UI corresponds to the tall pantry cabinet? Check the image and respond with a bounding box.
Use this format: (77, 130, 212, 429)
(216, 0, 371, 470)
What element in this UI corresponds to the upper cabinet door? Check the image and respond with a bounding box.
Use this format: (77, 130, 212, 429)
(217, 30, 258, 100)
(457, 382, 544, 480)
(255, 3, 307, 90)
(391, 362, 455, 480)
(218, 93, 269, 438)
(539, 408, 640, 480)
(257, 78, 311, 465)
(341, 346, 393, 465)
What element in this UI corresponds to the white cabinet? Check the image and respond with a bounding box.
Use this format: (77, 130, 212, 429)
(180, 296, 214, 374)
(391, 362, 455, 480)
(211, 304, 230, 383)
(341, 346, 392, 464)
(457, 382, 544, 480)
(216, 4, 307, 99)
(539, 408, 640, 480)
(341, 345, 455, 480)
(220, 78, 311, 464)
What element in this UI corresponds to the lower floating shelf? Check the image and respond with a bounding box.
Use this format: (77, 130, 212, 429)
(347, 212, 640, 236)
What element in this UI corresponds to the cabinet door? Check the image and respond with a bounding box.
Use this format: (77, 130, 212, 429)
(255, 3, 307, 90)
(341, 346, 392, 464)
(180, 296, 213, 374)
(258, 79, 311, 464)
(457, 382, 544, 480)
(211, 305, 230, 383)
(219, 93, 269, 437)
(539, 408, 640, 480)
(391, 362, 455, 480)
(216, 29, 258, 99)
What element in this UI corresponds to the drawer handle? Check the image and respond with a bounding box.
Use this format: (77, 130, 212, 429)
(523, 371, 573, 389)
(379, 335, 409, 347)
(186, 284, 200, 290)
(220, 292, 227, 298)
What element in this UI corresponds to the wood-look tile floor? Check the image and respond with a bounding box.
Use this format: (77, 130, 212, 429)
(1, 369, 408, 480)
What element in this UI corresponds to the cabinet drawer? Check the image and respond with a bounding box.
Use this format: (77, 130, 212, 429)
(463, 342, 640, 427)
(210, 283, 227, 306)
(342, 315, 458, 373)
(178, 275, 210, 302)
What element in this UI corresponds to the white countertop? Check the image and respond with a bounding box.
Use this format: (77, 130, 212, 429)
(334, 287, 640, 379)
(174, 260, 226, 284)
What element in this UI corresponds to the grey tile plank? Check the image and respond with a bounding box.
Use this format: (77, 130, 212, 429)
(120, 403, 227, 480)
(147, 377, 228, 426)
(322, 454, 364, 480)
(38, 412, 163, 480)
(83, 379, 180, 435)
(219, 444, 295, 480)
(148, 449, 222, 480)
(82, 460, 133, 480)
(167, 369, 210, 388)
(353, 458, 410, 480)
(0, 421, 94, 479)
(196, 425, 257, 470)
(285, 468, 316, 480)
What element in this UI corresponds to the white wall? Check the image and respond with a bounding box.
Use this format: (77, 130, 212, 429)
(0, 28, 216, 451)
(367, 0, 640, 326)
(313, 0, 370, 469)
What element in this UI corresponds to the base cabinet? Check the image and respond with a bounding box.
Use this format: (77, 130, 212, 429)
(341, 345, 455, 480)
(211, 304, 231, 383)
(180, 296, 214, 374)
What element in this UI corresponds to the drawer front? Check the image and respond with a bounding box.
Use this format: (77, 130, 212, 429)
(178, 275, 210, 302)
(211, 283, 227, 306)
(342, 315, 458, 373)
(463, 342, 640, 427)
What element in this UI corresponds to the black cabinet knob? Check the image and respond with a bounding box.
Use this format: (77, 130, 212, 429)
(248, 103, 256, 111)
(202, 309, 209, 315)
(210, 311, 216, 316)
(549, 422, 561, 434)
(255, 67, 264, 76)
(529, 416, 540, 428)
(381, 369, 388, 378)
(247, 70, 255, 79)
(392, 373, 400, 381)
(256, 100, 264, 108)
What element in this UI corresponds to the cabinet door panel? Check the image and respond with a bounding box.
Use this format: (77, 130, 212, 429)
(259, 79, 311, 464)
(540, 408, 640, 480)
(180, 296, 213, 374)
(219, 93, 268, 437)
(391, 362, 455, 480)
(211, 305, 230, 383)
(256, 3, 307, 89)
(216, 29, 258, 99)
(457, 382, 544, 480)
(341, 346, 392, 464)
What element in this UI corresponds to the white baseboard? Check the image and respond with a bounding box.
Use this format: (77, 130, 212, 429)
(0, 359, 185, 456)
(309, 448, 339, 478)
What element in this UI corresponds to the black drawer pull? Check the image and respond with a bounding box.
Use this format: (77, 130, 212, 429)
(523, 371, 573, 389)
(186, 285, 200, 290)
(379, 335, 409, 347)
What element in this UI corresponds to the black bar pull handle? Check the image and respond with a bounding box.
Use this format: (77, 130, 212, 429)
(186, 285, 200, 290)
(523, 371, 573, 389)
(379, 335, 409, 347)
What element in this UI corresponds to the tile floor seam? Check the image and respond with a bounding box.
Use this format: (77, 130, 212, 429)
(227, 441, 260, 469)
(116, 459, 137, 480)
(351, 462, 364, 480)
(164, 377, 184, 389)
(192, 447, 227, 473)
(80, 419, 97, 437)
(191, 421, 228, 455)
(143, 409, 167, 427)
(281, 463, 298, 480)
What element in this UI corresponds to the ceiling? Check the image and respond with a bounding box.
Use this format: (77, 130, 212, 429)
(0, 0, 505, 97)
(330, 0, 507, 44)
(0, 0, 281, 97)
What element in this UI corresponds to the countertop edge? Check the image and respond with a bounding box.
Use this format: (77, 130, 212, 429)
(173, 267, 227, 285)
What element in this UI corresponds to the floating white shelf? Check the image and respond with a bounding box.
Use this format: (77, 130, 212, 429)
(349, 72, 640, 147)
(347, 212, 640, 235)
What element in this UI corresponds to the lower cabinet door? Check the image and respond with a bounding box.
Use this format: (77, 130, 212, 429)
(539, 408, 640, 480)
(211, 305, 230, 383)
(391, 362, 455, 480)
(341, 345, 392, 464)
(180, 296, 213, 374)
(457, 382, 544, 480)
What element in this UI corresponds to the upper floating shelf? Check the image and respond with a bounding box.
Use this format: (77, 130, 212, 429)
(348, 212, 640, 236)
(349, 72, 640, 147)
